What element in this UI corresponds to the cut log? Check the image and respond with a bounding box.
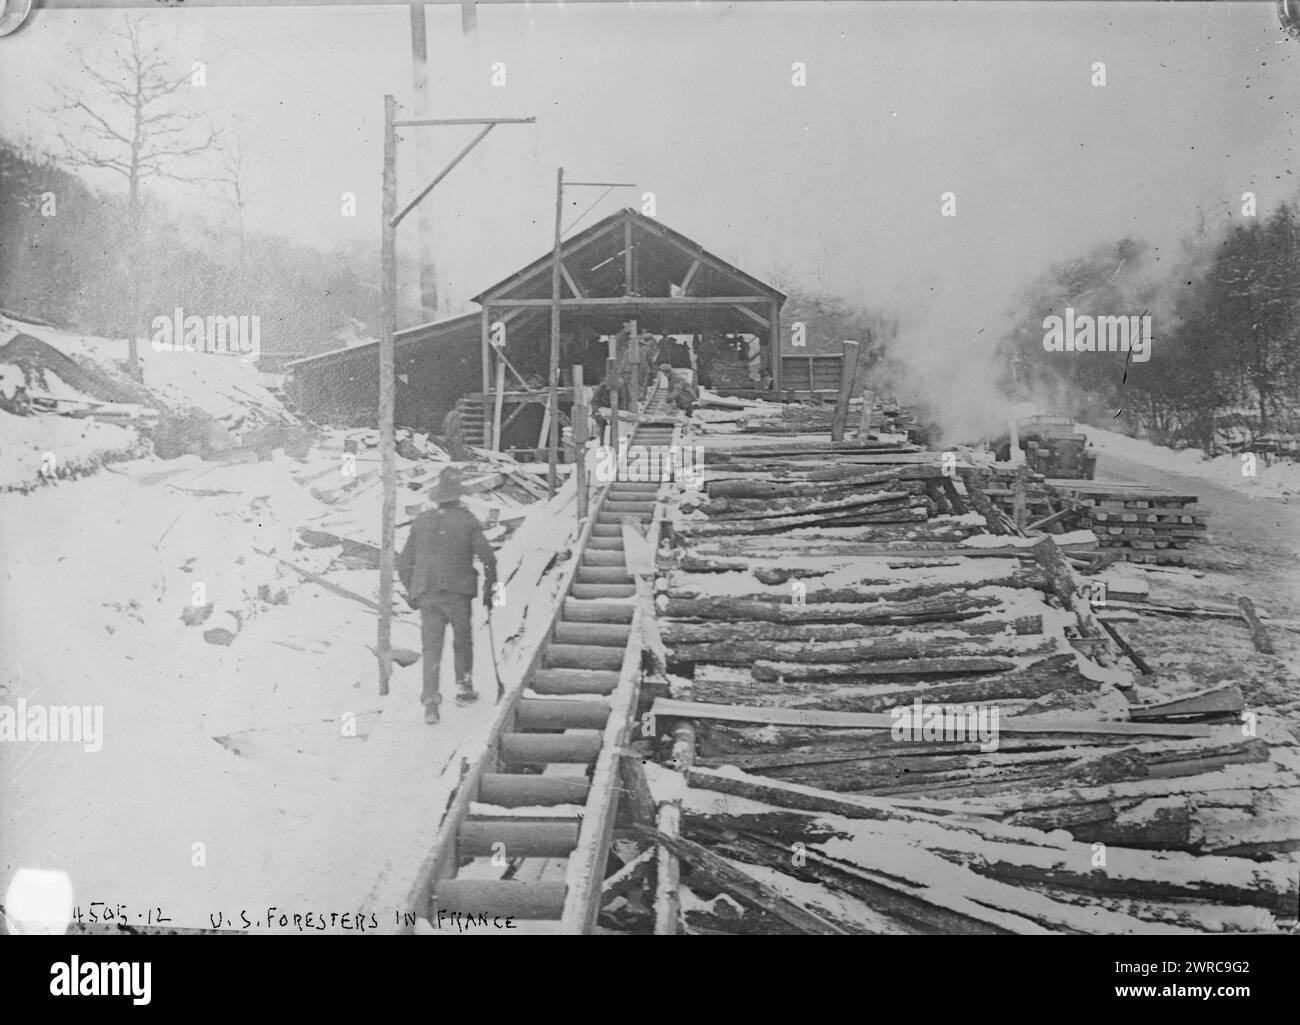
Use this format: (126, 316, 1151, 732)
(688, 653, 1097, 713)
(652, 801, 682, 935)
(663, 572, 1049, 606)
(661, 615, 1042, 646)
(696, 490, 912, 520)
(751, 655, 1022, 681)
(669, 633, 1050, 668)
(957, 468, 1006, 535)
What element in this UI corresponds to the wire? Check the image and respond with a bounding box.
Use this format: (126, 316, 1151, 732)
(562, 186, 614, 239)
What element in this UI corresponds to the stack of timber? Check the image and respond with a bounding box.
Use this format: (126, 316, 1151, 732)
(1047, 480, 1207, 565)
(633, 419, 1300, 935)
(737, 397, 920, 438)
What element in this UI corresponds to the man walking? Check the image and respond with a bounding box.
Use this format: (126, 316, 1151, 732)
(397, 468, 498, 724)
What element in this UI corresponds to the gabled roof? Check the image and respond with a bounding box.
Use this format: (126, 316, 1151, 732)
(285, 311, 479, 370)
(470, 207, 787, 307)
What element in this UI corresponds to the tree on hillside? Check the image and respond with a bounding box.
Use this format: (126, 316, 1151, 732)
(50, 13, 217, 377)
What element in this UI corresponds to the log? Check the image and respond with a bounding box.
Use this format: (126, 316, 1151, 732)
(830, 340, 861, 443)
(660, 592, 1004, 626)
(1237, 596, 1275, 654)
(703, 470, 911, 501)
(752, 655, 1029, 681)
(1029, 536, 1117, 665)
(689, 808, 1297, 919)
(670, 634, 1050, 669)
(1099, 618, 1154, 675)
(662, 615, 1042, 646)
(697, 490, 912, 520)
(675, 505, 927, 536)
(635, 821, 848, 935)
(689, 652, 1095, 713)
(957, 468, 1005, 535)
(664, 572, 1049, 606)
(652, 802, 682, 935)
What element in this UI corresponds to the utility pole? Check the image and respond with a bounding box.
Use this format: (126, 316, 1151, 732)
(547, 167, 564, 496)
(376, 97, 534, 695)
(409, 5, 438, 318)
(378, 95, 398, 696)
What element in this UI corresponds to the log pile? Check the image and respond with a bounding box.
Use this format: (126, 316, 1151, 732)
(1047, 480, 1208, 565)
(636, 419, 1300, 935)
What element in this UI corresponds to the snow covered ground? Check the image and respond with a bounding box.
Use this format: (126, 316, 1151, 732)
(1083, 424, 1300, 499)
(0, 317, 580, 933)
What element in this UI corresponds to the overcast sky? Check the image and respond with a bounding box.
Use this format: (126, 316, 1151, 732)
(1, 1, 1296, 332)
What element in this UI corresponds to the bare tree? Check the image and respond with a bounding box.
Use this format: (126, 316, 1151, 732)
(50, 13, 217, 376)
(215, 121, 252, 275)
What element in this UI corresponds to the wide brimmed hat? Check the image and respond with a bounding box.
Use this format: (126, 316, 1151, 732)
(428, 467, 466, 503)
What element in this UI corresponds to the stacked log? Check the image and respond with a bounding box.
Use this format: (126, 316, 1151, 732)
(673, 768, 1298, 932)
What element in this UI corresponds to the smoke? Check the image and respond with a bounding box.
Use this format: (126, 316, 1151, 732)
(869, 218, 1227, 448)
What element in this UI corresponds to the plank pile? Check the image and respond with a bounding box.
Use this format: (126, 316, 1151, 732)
(1047, 480, 1207, 565)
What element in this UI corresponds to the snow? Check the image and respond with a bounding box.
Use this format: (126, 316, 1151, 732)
(1084, 423, 1300, 499)
(0, 411, 142, 491)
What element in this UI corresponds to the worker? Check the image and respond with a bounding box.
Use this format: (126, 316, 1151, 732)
(591, 371, 631, 439)
(397, 467, 498, 724)
(660, 362, 698, 416)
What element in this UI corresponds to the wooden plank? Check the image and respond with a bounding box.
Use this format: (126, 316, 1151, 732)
(1131, 685, 1245, 722)
(650, 698, 1214, 737)
(635, 820, 848, 936)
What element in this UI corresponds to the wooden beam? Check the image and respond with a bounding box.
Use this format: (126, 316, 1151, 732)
(830, 340, 861, 443)
(624, 220, 633, 296)
(770, 300, 782, 392)
(560, 261, 585, 299)
(477, 218, 625, 301)
(730, 302, 771, 329)
(680, 258, 701, 295)
(485, 296, 778, 307)
(490, 357, 506, 452)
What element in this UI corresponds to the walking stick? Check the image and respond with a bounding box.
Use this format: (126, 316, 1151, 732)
(486, 606, 505, 702)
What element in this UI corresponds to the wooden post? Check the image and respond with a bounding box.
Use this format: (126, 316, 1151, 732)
(479, 308, 491, 394)
(572, 364, 588, 523)
(1008, 417, 1021, 464)
(606, 355, 620, 454)
(490, 358, 506, 452)
(628, 319, 639, 406)
(377, 95, 398, 697)
(770, 300, 781, 393)
(1013, 463, 1029, 529)
(830, 339, 861, 443)
(547, 166, 564, 497)
(857, 387, 876, 441)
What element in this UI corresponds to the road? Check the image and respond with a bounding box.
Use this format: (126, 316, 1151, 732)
(1097, 452, 1300, 616)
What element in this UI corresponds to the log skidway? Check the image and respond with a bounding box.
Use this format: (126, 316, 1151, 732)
(403, 389, 678, 934)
